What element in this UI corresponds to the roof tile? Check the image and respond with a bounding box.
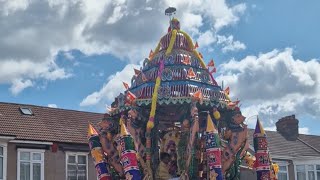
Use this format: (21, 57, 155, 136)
(0, 102, 103, 144)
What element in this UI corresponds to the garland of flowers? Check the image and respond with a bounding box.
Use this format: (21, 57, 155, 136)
(178, 30, 207, 69)
(165, 29, 177, 56)
(147, 28, 177, 130)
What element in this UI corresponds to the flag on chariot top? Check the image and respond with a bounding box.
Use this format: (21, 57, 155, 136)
(207, 59, 215, 67)
(134, 68, 141, 76)
(224, 87, 230, 95)
(194, 41, 199, 49)
(149, 49, 154, 59)
(227, 100, 240, 108)
(123, 82, 129, 90)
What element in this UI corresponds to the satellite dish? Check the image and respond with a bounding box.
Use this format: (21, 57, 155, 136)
(165, 7, 176, 16)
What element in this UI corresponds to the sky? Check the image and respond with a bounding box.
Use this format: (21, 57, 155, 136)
(0, 0, 320, 135)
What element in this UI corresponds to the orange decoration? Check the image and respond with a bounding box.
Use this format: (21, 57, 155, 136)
(207, 59, 215, 67)
(227, 100, 240, 108)
(224, 87, 230, 95)
(123, 82, 129, 90)
(187, 68, 196, 78)
(195, 41, 199, 49)
(134, 68, 141, 76)
(192, 90, 203, 103)
(182, 55, 191, 65)
(149, 49, 154, 59)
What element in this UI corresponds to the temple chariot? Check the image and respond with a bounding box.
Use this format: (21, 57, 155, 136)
(87, 8, 279, 180)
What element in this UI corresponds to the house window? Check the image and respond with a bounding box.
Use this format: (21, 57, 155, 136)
(297, 165, 306, 180)
(278, 164, 288, 180)
(0, 146, 3, 180)
(307, 165, 315, 180)
(19, 107, 33, 115)
(17, 149, 44, 180)
(0, 143, 7, 180)
(66, 152, 88, 180)
(296, 164, 320, 180)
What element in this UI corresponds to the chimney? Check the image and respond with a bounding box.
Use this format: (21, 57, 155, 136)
(276, 115, 299, 141)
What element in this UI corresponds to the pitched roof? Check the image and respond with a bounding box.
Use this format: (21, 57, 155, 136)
(248, 129, 320, 158)
(0, 102, 103, 144)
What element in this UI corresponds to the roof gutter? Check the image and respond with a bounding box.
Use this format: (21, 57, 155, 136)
(9, 140, 53, 145)
(272, 155, 320, 160)
(0, 135, 16, 140)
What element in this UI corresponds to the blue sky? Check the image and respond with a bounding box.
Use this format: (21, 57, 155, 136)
(0, 0, 319, 135)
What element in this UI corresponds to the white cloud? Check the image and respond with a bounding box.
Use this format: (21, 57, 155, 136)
(180, 12, 203, 34)
(0, 0, 246, 94)
(164, 0, 246, 31)
(299, 127, 310, 134)
(216, 48, 320, 128)
(106, 6, 125, 24)
(217, 35, 246, 52)
(48, 104, 58, 108)
(197, 31, 216, 47)
(0, 59, 70, 94)
(80, 64, 139, 106)
(0, 0, 30, 16)
(9, 79, 33, 95)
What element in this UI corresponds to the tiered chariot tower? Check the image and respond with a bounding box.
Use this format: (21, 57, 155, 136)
(88, 8, 278, 180)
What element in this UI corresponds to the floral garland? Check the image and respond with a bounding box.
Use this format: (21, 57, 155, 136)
(165, 29, 177, 56)
(146, 74, 162, 129)
(178, 30, 207, 69)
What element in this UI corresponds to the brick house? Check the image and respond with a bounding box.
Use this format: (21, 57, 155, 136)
(0, 102, 103, 180)
(1, 102, 320, 180)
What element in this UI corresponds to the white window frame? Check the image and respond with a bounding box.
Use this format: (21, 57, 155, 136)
(65, 152, 89, 180)
(17, 148, 45, 180)
(294, 159, 320, 180)
(0, 142, 8, 180)
(274, 161, 289, 180)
